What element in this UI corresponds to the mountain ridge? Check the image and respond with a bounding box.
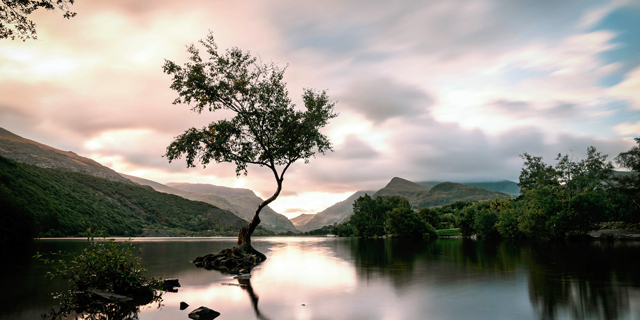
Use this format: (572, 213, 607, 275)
(0, 127, 132, 184)
(166, 182, 297, 233)
(297, 177, 514, 232)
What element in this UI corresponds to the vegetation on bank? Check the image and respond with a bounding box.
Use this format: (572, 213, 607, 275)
(34, 234, 163, 319)
(308, 141, 640, 240)
(0, 155, 273, 248)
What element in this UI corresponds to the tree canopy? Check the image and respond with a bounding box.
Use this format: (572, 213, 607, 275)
(1, 0, 75, 41)
(163, 32, 337, 245)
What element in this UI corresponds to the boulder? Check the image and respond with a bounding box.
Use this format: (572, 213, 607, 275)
(163, 278, 181, 292)
(193, 246, 265, 272)
(188, 306, 220, 320)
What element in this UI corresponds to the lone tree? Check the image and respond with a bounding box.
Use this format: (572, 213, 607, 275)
(163, 33, 337, 260)
(1, 0, 76, 41)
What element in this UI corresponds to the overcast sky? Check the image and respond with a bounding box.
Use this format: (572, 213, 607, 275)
(1, 0, 639, 218)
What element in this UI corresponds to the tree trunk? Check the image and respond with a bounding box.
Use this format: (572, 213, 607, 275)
(235, 176, 282, 260)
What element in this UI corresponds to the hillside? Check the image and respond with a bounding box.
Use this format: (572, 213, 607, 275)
(463, 180, 520, 195)
(0, 127, 132, 184)
(416, 180, 521, 195)
(297, 191, 373, 232)
(0, 155, 254, 246)
(122, 174, 237, 213)
(415, 182, 512, 207)
(167, 182, 298, 233)
(290, 214, 315, 228)
(373, 177, 431, 204)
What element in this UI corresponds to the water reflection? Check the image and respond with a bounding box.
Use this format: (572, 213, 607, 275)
(526, 241, 640, 320)
(238, 279, 270, 320)
(2, 238, 639, 320)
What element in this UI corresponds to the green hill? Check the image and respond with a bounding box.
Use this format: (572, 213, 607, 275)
(415, 182, 512, 207)
(416, 180, 521, 195)
(0, 155, 262, 247)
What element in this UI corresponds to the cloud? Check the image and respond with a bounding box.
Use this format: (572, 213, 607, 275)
(339, 77, 432, 124)
(1, 0, 639, 215)
(334, 135, 380, 160)
(610, 66, 640, 109)
(614, 121, 640, 136)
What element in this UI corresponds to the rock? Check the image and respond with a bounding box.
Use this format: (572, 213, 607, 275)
(128, 284, 155, 304)
(188, 306, 221, 320)
(193, 245, 266, 272)
(86, 288, 133, 303)
(233, 274, 251, 280)
(163, 278, 181, 292)
(180, 301, 189, 310)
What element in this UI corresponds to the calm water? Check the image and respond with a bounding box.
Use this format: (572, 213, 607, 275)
(2, 237, 639, 320)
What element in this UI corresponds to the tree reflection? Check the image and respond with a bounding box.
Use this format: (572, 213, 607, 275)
(347, 238, 640, 320)
(527, 241, 640, 320)
(238, 279, 271, 320)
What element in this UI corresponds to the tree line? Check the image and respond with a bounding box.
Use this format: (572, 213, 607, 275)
(313, 139, 640, 240)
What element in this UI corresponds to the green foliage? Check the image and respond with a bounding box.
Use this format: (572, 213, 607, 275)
(417, 208, 440, 229)
(495, 201, 526, 239)
(350, 195, 410, 237)
(436, 228, 461, 236)
(1, 0, 76, 41)
(332, 221, 355, 237)
(37, 235, 160, 293)
(474, 208, 499, 239)
(0, 155, 246, 238)
(614, 137, 640, 223)
(347, 195, 437, 239)
(518, 153, 559, 193)
(163, 32, 336, 179)
(456, 205, 477, 238)
(163, 32, 337, 242)
(386, 206, 434, 238)
(34, 234, 162, 319)
(517, 146, 616, 239)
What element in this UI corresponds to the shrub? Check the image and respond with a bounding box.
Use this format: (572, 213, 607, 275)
(35, 234, 162, 319)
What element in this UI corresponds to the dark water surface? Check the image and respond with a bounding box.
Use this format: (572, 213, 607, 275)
(1, 237, 639, 320)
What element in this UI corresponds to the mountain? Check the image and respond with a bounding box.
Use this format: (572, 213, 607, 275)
(0, 155, 251, 245)
(373, 177, 431, 204)
(0, 127, 132, 184)
(166, 182, 297, 233)
(122, 174, 237, 213)
(297, 190, 373, 232)
(415, 182, 512, 207)
(290, 214, 315, 228)
(299, 177, 513, 232)
(416, 180, 521, 195)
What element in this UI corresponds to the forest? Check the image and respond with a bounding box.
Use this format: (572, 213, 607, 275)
(313, 139, 640, 240)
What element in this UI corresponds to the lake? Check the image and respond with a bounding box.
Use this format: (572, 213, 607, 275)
(2, 237, 639, 320)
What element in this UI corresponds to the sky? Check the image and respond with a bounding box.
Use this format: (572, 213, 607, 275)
(1, 0, 640, 219)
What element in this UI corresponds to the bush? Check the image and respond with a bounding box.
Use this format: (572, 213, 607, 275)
(35, 234, 163, 319)
(386, 207, 436, 238)
(474, 209, 499, 239)
(456, 205, 477, 237)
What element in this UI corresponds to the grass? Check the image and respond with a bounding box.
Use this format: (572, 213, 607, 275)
(437, 228, 461, 236)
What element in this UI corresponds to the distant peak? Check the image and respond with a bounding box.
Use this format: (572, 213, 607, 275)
(384, 177, 428, 189)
